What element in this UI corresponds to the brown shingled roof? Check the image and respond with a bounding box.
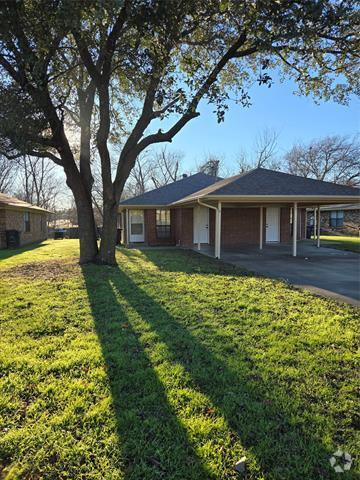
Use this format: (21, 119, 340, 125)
(0, 192, 50, 213)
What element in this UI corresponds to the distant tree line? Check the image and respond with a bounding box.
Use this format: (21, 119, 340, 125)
(122, 133, 360, 198)
(1, 133, 358, 225)
(0, 154, 63, 211)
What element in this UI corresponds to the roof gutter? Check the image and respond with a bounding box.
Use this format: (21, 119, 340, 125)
(197, 198, 217, 211)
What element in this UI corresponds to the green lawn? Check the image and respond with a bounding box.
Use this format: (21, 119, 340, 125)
(319, 235, 360, 253)
(0, 240, 359, 479)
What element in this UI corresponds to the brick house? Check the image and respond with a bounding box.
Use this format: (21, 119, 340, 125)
(119, 168, 359, 258)
(308, 204, 360, 236)
(0, 193, 49, 248)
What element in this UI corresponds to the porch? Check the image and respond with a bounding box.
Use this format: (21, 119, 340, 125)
(192, 202, 310, 258)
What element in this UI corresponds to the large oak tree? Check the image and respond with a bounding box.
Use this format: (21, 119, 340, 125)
(0, 0, 358, 264)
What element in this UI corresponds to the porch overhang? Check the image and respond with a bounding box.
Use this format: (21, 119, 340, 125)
(118, 204, 170, 211)
(171, 194, 360, 208)
(175, 195, 358, 260)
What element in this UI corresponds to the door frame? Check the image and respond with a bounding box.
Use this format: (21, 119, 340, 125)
(193, 206, 209, 244)
(265, 207, 280, 243)
(129, 209, 145, 243)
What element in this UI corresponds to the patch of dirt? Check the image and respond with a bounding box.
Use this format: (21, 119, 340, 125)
(3, 258, 81, 281)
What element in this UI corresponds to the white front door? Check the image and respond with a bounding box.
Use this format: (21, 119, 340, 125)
(266, 207, 280, 242)
(193, 206, 209, 244)
(129, 210, 144, 242)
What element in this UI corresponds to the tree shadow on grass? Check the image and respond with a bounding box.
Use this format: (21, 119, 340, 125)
(0, 240, 46, 261)
(83, 261, 340, 480)
(82, 266, 210, 480)
(131, 248, 243, 276)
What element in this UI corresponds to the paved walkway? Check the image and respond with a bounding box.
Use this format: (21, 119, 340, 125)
(196, 242, 360, 306)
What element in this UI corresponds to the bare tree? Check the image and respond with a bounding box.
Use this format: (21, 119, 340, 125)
(0, 155, 17, 193)
(254, 128, 279, 168)
(237, 150, 254, 174)
(236, 128, 281, 172)
(125, 153, 154, 197)
(122, 149, 184, 198)
(150, 148, 183, 188)
(198, 155, 221, 177)
(285, 135, 360, 186)
(14, 156, 62, 210)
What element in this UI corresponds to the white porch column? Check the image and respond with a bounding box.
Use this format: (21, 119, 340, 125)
(259, 206, 263, 250)
(121, 211, 125, 244)
(126, 209, 129, 245)
(293, 202, 298, 257)
(313, 207, 317, 243)
(215, 201, 222, 259)
(317, 205, 321, 248)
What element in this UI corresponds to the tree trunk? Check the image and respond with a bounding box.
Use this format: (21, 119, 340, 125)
(71, 183, 99, 264)
(77, 201, 99, 264)
(99, 198, 118, 265)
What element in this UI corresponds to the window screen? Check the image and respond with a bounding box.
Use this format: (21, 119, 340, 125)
(131, 223, 143, 235)
(130, 210, 144, 235)
(156, 209, 171, 239)
(330, 210, 344, 228)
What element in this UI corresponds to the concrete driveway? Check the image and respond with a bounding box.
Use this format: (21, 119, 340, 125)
(203, 242, 360, 306)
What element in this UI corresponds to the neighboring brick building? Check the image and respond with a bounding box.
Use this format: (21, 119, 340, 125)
(119, 168, 359, 258)
(0, 193, 49, 249)
(308, 204, 360, 236)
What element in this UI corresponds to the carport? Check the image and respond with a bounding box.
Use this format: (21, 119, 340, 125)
(172, 168, 359, 259)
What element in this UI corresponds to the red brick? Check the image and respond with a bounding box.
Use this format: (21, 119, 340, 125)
(123, 205, 306, 248)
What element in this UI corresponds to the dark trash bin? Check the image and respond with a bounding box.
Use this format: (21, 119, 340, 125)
(6, 230, 20, 248)
(116, 228, 122, 244)
(54, 229, 66, 240)
(306, 225, 313, 239)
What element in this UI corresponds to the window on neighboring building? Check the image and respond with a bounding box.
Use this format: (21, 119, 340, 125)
(40, 215, 46, 232)
(330, 210, 344, 228)
(156, 209, 171, 239)
(24, 212, 31, 232)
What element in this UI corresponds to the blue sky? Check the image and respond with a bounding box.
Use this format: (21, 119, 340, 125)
(151, 79, 359, 174)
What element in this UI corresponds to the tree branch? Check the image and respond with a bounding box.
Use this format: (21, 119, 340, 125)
(137, 32, 253, 153)
(0, 148, 63, 166)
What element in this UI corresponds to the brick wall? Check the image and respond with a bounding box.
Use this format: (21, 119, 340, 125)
(318, 209, 360, 228)
(299, 208, 306, 240)
(175, 207, 193, 247)
(316, 209, 360, 236)
(122, 205, 307, 249)
(0, 208, 48, 248)
(0, 209, 6, 248)
(219, 206, 305, 247)
(143, 207, 195, 247)
(280, 207, 291, 242)
(144, 209, 176, 246)
(221, 207, 260, 246)
(280, 207, 306, 242)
